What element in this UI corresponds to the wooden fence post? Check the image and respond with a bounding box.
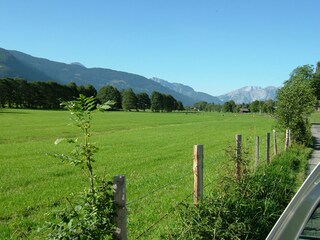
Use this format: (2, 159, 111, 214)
(193, 145, 203, 204)
(255, 136, 259, 170)
(273, 129, 278, 156)
(235, 134, 242, 180)
(266, 132, 270, 163)
(285, 129, 290, 150)
(113, 175, 127, 240)
(289, 129, 291, 146)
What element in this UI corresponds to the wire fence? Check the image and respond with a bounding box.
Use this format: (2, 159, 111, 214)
(123, 150, 221, 239)
(127, 170, 192, 207)
(133, 163, 218, 239)
(135, 190, 195, 239)
(115, 131, 288, 239)
(126, 167, 193, 239)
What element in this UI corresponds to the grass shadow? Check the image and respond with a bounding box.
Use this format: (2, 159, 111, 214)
(0, 110, 29, 114)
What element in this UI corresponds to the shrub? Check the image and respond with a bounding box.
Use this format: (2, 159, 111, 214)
(43, 95, 115, 239)
(165, 145, 311, 239)
(46, 178, 114, 239)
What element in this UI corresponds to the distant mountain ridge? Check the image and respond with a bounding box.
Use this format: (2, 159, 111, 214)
(0, 48, 51, 80)
(151, 77, 278, 104)
(218, 86, 279, 104)
(0, 47, 279, 105)
(0, 48, 198, 105)
(150, 77, 222, 104)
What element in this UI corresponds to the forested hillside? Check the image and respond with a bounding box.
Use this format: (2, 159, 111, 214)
(0, 48, 197, 105)
(0, 78, 184, 112)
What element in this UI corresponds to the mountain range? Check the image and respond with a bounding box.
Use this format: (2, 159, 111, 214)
(217, 86, 278, 104)
(0, 47, 279, 105)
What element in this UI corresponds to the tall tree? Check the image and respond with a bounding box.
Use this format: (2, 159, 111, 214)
(249, 100, 262, 113)
(0, 79, 6, 107)
(46, 81, 63, 109)
(311, 62, 320, 100)
(177, 101, 184, 111)
(96, 85, 122, 110)
(136, 92, 151, 111)
(78, 85, 97, 98)
(10, 78, 28, 108)
(262, 99, 275, 114)
(275, 65, 317, 145)
(222, 100, 237, 113)
(205, 103, 215, 112)
(194, 101, 208, 111)
(163, 94, 176, 112)
(121, 88, 137, 111)
(150, 91, 163, 112)
(67, 82, 79, 99)
(2, 78, 15, 108)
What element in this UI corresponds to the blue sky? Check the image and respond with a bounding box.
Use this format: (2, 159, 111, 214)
(1, 0, 319, 96)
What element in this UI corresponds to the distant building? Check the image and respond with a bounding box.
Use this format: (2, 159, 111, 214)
(239, 108, 250, 113)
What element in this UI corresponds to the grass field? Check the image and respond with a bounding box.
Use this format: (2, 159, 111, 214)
(310, 111, 320, 124)
(0, 109, 279, 239)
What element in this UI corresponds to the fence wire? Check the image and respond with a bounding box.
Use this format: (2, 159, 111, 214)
(130, 155, 220, 238)
(127, 171, 192, 206)
(135, 191, 194, 239)
(134, 168, 217, 239)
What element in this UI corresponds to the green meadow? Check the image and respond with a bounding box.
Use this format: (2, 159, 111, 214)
(0, 109, 279, 239)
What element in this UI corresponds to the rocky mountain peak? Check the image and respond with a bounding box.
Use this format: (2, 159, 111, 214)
(218, 86, 279, 104)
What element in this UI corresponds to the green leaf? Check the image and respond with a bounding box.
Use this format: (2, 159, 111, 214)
(74, 205, 82, 212)
(54, 138, 66, 145)
(97, 100, 115, 111)
(67, 219, 73, 229)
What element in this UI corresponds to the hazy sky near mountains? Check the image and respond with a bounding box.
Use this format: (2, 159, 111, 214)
(1, 1, 319, 96)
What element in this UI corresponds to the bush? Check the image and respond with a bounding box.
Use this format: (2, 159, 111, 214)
(165, 145, 311, 239)
(46, 178, 114, 239)
(43, 95, 115, 239)
(275, 65, 317, 146)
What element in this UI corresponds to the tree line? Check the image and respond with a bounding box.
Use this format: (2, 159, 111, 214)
(0, 77, 276, 113)
(97, 85, 184, 112)
(0, 78, 184, 112)
(191, 99, 276, 114)
(0, 78, 97, 109)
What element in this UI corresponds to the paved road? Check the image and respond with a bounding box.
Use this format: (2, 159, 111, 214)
(308, 124, 320, 174)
